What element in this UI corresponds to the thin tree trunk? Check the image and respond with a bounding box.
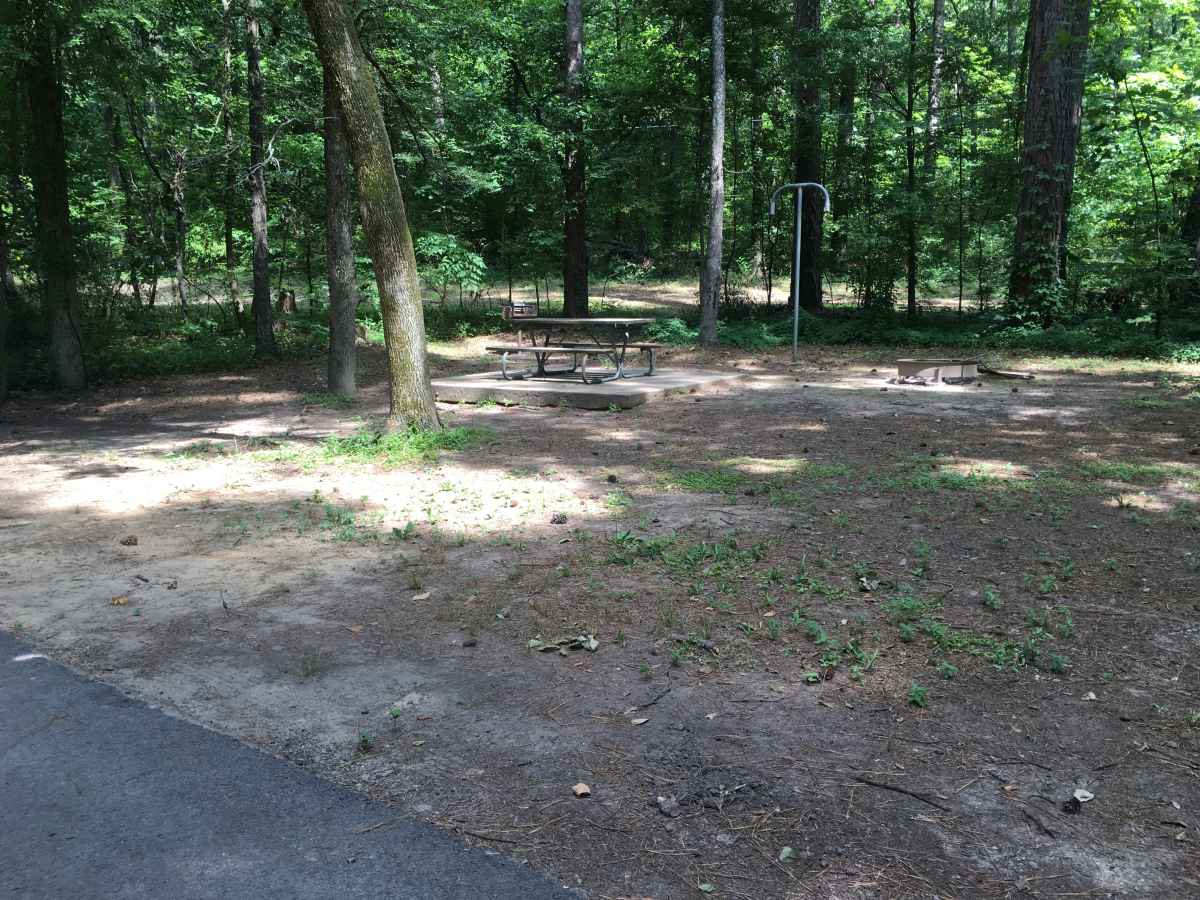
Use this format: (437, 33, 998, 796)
(324, 64, 358, 397)
(105, 106, 142, 305)
(172, 151, 188, 309)
(222, 0, 239, 310)
(832, 59, 856, 265)
(791, 0, 824, 312)
(302, 0, 440, 429)
(0, 134, 11, 405)
(246, 1, 276, 353)
(698, 0, 725, 345)
(23, 3, 86, 389)
(905, 0, 918, 318)
(1008, 0, 1092, 321)
(429, 55, 447, 135)
(1058, 0, 1092, 279)
(924, 0, 946, 175)
(562, 0, 588, 316)
(748, 26, 766, 283)
(1181, 172, 1200, 303)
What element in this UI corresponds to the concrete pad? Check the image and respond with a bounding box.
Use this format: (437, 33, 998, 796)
(433, 368, 741, 410)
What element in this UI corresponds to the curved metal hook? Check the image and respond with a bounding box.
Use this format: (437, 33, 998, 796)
(768, 182, 831, 216)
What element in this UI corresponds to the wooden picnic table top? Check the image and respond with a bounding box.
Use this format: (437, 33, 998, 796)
(514, 317, 655, 328)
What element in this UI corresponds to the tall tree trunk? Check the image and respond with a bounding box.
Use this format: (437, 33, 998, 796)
(302, 0, 440, 429)
(1181, 172, 1200, 303)
(831, 59, 856, 265)
(222, 0, 239, 309)
(171, 151, 188, 308)
(924, 0, 946, 175)
(1008, 0, 1092, 322)
(905, 0, 919, 318)
(698, 0, 725, 345)
(0, 138, 11, 406)
(1057, 0, 1092, 279)
(562, 0, 588, 316)
(246, 1, 276, 353)
(429, 55, 447, 135)
(23, 3, 86, 389)
(104, 105, 142, 304)
(791, 0, 824, 312)
(324, 64, 358, 397)
(748, 26, 766, 283)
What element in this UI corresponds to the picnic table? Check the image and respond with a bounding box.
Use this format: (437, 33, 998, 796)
(485, 317, 660, 384)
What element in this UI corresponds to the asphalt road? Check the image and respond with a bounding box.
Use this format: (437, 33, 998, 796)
(0, 631, 572, 899)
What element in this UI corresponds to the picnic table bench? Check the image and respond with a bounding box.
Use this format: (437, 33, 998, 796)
(485, 317, 660, 384)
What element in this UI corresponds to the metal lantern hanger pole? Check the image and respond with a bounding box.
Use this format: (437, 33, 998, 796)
(769, 182, 831, 363)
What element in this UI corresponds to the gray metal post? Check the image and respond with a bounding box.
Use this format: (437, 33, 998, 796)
(769, 182, 831, 365)
(792, 195, 803, 362)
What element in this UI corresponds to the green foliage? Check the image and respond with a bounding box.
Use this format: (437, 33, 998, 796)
(320, 427, 493, 467)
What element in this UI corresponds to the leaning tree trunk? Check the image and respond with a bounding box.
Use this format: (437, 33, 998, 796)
(246, 1, 276, 354)
(791, 0, 824, 312)
(698, 0, 725, 345)
(323, 64, 358, 397)
(562, 0, 588, 317)
(302, 0, 439, 430)
(23, 3, 86, 389)
(1008, 0, 1092, 323)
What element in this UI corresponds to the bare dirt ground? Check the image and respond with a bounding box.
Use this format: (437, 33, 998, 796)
(3, 337, 1200, 899)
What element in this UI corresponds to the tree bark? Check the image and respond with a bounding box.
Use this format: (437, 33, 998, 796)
(23, 2, 86, 389)
(1008, 0, 1092, 321)
(302, 0, 439, 429)
(246, 1, 276, 353)
(791, 0, 823, 312)
(924, 0, 946, 175)
(323, 64, 358, 397)
(562, 0, 589, 316)
(698, 0, 725, 345)
(222, 0, 239, 310)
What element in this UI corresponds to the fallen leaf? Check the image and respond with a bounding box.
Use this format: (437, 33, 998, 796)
(704, 712, 717, 720)
(412, 740, 425, 747)
(1083, 691, 1098, 701)
(572, 782, 591, 798)
(630, 717, 649, 726)
(697, 883, 715, 894)
(778, 846, 795, 862)
(110, 595, 129, 606)
(1073, 788, 1094, 803)
(347, 624, 363, 634)
(412, 592, 431, 601)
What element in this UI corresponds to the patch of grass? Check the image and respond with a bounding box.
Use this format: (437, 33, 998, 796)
(321, 426, 493, 467)
(662, 467, 747, 493)
(166, 440, 227, 460)
(1122, 396, 1172, 409)
(605, 490, 634, 510)
(1077, 460, 1186, 483)
(303, 391, 354, 409)
(907, 683, 929, 707)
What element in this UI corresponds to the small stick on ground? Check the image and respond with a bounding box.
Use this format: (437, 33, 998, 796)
(852, 776, 953, 813)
